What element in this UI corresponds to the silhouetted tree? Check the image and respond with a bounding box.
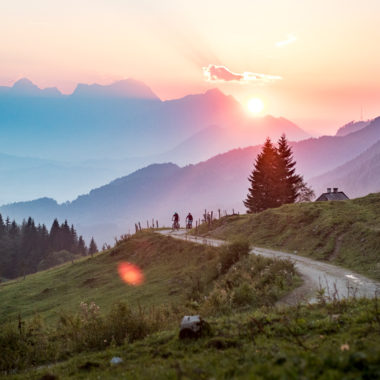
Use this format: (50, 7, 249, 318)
(244, 138, 279, 212)
(88, 237, 98, 257)
(70, 224, 79, 253)
(276, 134, 303, 204)
(77, 236, 87, 256)
(244, 135, 314, 213)
(49, 219, 61, 251)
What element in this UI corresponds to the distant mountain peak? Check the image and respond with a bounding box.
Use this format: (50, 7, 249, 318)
(204, 88, 224, 96)
(203, 88, 237, 102)
(335, 120, 372, 137)
(72, 78, 160, 100)
(12, 78, 40, 92)
(13, 77, 35, 86)
(10, 78, 62, 97)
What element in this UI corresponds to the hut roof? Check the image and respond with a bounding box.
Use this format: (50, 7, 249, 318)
(315, 188, 349, 201)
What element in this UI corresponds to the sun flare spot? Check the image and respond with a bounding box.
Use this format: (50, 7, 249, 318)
(247, 98, 264, 114)
(118, 262, 144, 286)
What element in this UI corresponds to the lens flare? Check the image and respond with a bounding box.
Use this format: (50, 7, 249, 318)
(118, 262, 144, 286)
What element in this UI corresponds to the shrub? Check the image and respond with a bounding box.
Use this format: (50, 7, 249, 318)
(200, 254, 297, 316)
(0, 316, 58, 372)
(219, 240, 250, 274)
(232, 283, 256, 307)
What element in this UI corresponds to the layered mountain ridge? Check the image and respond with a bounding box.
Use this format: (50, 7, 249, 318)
(1, 117, 379, 244)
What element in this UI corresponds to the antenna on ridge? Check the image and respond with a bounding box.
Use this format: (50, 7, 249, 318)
(360, 105, 363, 121)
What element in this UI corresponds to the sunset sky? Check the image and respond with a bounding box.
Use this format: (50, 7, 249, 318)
(1, 0, 379, 133)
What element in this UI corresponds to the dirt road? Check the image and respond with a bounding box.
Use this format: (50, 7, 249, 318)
(159, 230, 380, 304)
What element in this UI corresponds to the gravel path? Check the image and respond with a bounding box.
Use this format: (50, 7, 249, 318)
(159, 229, 380, 304)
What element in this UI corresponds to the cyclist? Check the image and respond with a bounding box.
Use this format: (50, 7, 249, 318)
(172, 212, 180, 230)
(186, 212, 193, 229)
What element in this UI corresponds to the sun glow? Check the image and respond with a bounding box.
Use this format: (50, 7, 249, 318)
(247, 98, 264, 114)
(118, 262, 144, 286)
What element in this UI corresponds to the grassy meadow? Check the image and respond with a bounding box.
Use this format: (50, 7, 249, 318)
(0, 232, 220, 325)
(5, 298, 380, 380)
(195, 193, 380, 280)
(0, 231, 300, 376)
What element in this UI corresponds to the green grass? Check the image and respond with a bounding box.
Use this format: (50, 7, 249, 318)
(1, 227, 379, 379)
(0, 232, 221, 325)
(0, 232, 301, 375)
(196, 193, 380, 281)
(7, 298, 380, 379)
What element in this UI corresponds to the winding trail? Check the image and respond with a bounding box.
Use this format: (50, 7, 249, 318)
(159, 229, 380, 305)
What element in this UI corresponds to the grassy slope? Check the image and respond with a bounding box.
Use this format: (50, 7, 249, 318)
(198, 193, 380, 280)
(0, 232, 221, 324)
(1, 228, 379, 378)
(9, 299, 380, 380)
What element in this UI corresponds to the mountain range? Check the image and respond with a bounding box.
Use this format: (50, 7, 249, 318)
(0, 78, 309, 160)
(309, 139, 380, 197)
(0, 78, 309, 203)
(1, 116, 380, 244)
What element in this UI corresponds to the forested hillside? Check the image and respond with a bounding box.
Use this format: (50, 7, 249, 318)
(0, 215, 96, 280)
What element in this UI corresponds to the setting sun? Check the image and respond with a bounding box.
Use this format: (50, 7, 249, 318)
(247, 98, 264, 114)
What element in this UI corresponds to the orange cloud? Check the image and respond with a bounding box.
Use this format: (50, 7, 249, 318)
(203, 64, 281, 84)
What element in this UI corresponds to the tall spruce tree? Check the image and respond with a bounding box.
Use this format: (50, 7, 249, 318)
(244, 135, 314, 213)
(276, 134, 303, 204)
(244, 138, 279, 213)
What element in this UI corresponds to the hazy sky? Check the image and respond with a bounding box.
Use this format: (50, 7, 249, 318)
(1, 0, 379, 133)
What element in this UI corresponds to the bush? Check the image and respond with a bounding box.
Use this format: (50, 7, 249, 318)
(0, 316, 58, 372)
(219, 240, 250, 274)
(200, 254, 297, 316)
(232, 283, 256, 307)
(0, 301, 177, 373)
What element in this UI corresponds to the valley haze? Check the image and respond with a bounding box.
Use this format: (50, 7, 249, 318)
(0, 78, 379, 244)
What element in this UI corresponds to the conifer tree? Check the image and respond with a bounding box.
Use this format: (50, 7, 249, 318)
(276, 134, 303, 204)
(61, 220, 71, 251)
(70, 224, 79, 253)
(244, 135, 315, 213)
(77, 236, 87, 256)
(38, 224, 50, 255)
(88, 237, 98, 257)
(277, 135, 315, 203)
(244, 138, 279, 213)
(49, 219, 61, 251)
